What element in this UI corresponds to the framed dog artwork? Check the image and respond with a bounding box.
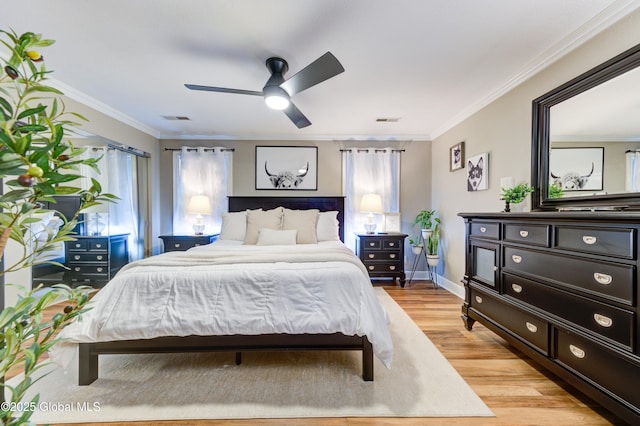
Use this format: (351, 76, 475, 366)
(450, 141, 465, 171)
(467, 152, 489, 191)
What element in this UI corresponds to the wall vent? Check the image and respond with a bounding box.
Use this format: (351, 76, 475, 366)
(162, 115, 191, 121)
(376, 117, 400, 122)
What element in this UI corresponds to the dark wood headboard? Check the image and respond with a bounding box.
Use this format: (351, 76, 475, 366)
(228, 196, 345, 242)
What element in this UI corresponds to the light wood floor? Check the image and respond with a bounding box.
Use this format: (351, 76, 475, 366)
(27, 281, 623, 425)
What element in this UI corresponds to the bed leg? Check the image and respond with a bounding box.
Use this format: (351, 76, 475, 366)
(79, 343, 98, 386)
(362, 338, 374, 381)
(235, 351, 242, 365)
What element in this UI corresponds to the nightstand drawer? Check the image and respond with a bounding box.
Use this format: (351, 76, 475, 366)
(69, 253, 108, 263)
(365, 262, 402, 273)
(362, 239, 382, 250)
(68, 240, 89, 251)
(159, 235, 219, 252)
(69, 264, 109, 276)
(383, 239, 402, 250)
(363, 251, 400, 261)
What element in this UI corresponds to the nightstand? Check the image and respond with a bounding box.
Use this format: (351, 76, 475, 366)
(355, 232, 408, 287)
(63, 234, 129, 288)
(159, 234, 219, 252)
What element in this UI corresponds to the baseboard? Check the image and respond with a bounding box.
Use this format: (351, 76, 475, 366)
(409, 271, 464, 300)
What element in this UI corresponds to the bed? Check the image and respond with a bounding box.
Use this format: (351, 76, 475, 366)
(50, 196, 393, 384)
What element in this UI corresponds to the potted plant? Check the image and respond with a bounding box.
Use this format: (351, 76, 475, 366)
(409, 236, 423, 255)
(426, 224, 440, 266)
(414, 210, 440, 240)
(549, 182, 564, 199)
(500, 182, 534, 212)
(0, 29, 115, 425)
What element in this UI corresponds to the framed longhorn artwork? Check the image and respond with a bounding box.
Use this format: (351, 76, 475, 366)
(549, 147, 604, 192)
(255, 146, 318, 190)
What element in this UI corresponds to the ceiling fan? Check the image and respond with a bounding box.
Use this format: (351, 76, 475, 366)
(185, 52, 344, 128)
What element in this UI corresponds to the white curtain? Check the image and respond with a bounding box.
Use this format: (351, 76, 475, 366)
(342, 148, 401, 251)
(173, 147, 233, 235)
(626, 150, 640, 192)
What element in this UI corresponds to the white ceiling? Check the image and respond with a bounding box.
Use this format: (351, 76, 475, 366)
(2, 0, 638, 141)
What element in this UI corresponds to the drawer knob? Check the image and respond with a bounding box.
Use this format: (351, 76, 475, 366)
(593, 272, 612, 285)
(96, 267, 104, 273)
(368, 265, 374, 270)
(368, 254, 375, 259)
(74, 255, 80, 260)
(519, 230, 529, 238)
(389, 254, 396, 259)
(74, 267, 81, 272)
(95, 244, 102, 248)
(389, 242, 395, 247)
(480, 227, 486, 233)
(475, 295, 483, 304)
(511, 254, 522, 264)
(511, 283, 523, 293)
(594, 313, 613, 328)
(525, 322, 538, 333)
(569, 344, 585, 359)
(96, 255, 103, 261)
(493, 266, 498, 271)
(174, 243, 181, 248)
(75, 243, 82, 248)
(369, 242, 375, 247)
(582, 235, 597, 245)
(389, 265, 396, 271)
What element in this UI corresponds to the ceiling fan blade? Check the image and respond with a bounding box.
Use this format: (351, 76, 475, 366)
(283, 102, 311, 128)
(185, 84, 263, 96)
(280, 52, 344, 96)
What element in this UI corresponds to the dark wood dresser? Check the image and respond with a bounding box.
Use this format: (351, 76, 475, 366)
(159, 234, 219, 252)
(355, 233, 407, 287)
(63, 234, 129, 288)
(459, 212, 640, 424)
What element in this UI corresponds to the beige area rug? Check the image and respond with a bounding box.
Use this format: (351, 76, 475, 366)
(9, 288, 493, 423)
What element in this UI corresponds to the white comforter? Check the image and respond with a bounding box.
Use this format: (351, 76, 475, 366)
(50, 241, 394, 368)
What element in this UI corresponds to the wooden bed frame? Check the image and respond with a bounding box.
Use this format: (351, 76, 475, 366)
(79, 196, 375, 385)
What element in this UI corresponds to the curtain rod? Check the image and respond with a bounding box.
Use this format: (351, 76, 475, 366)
(87, 144, 150, 158)
(163, 147, 235, 152)
(340, 149, 405, 153)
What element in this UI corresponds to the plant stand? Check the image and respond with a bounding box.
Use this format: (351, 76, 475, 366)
(408, 234, 438, 289)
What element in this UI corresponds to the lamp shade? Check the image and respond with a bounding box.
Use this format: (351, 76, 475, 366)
(360, 193, 383, 213)
(187, 195, 212, 215)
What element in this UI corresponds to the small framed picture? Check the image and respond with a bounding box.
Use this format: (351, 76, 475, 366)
(450, 142, 465, 171)
(383, 212, 401, 233)
(467, 152, 489, 191)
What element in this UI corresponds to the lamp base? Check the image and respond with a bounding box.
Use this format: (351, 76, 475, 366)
(364, 223, 377, 234)
(192, 223, 205, 236)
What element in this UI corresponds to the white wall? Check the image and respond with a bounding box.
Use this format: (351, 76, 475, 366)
(431, 9, 640, 292)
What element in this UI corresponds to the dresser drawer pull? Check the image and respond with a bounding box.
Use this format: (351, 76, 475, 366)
(96, 255, 103, 261)
(525, 322, 538, 333)
(74, 255, 81, 260)
(96, 267, 104, 273)
(519, 230, 529, 238)
(74, 267, 81, 272)
(475, 295, 483, 304)
(95, 243, 103, 249)
(369, 242, 376, 247)
(389, 254, 396, 259)
(493, 266, 498, 271)
(582, 235, 597, 245)
(593, 272, 612, 285)
(479, 227, 487, 233)
(511, 254, 522, 264)
(594, 313, 613, 328)
(569, 344, 585, 359)
(388, 242, 395, 247)
(75, 243, 82, 248)
(368, 265, 375, 270)
(368, 254, 375, 259)
(511, 283, 523, 293)
(389, 266, 396, 271)
(174, 243, 181, 248)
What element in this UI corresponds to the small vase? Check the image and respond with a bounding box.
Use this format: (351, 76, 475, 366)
(426, 254, 439, 266)
(412, 245, 423, 255)
(421, 229, 432, 240)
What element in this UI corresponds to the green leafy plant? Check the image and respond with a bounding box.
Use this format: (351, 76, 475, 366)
(414, 210, 440, 230)
(549, 182, 564, 199)
(500, 182, 534, 204)
(427, 223, 440, 255)
(1, 28, 115, 425)
(408, 236, 422, 247)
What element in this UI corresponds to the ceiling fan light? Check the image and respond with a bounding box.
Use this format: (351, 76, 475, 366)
(265, 94, 290, 110)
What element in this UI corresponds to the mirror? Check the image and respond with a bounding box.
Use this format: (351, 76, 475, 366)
(531, 42, 640, 210)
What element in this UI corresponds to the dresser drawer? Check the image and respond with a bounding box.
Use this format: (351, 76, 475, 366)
(555, 328, 640, 411)
(68, 264, 109, 276)
(504, 273, 635, 351)
(469, 286, 548, 354)
(503, 247, 635, 305)
(470, 222, 499, 240)
(503, 223, 550, 247)
(555, 226, 635, 259)
(69, 253, 108, 263)
(363, 251, 400, 261)
(364, 262, 402, 273)
(382, 238, 402, 250)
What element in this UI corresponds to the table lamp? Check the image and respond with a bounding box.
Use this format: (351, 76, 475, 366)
(360, 193, 383, 234)
(187, 195, 211, 235)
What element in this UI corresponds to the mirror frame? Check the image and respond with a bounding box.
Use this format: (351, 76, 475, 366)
(531, 42, 640, 211)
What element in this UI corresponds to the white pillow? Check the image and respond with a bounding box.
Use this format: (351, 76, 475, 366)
(256, 228, 297, 246)
(243, 207, 284, 245)
(316, 211, 340, 241)
(219, 211, 247, 241)
(282, 208, 319, 244)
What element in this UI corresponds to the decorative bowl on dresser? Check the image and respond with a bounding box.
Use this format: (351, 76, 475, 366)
(355, 232, 407, 287)
(459, 212, 640, 424)
(159, 234, 219, 253)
